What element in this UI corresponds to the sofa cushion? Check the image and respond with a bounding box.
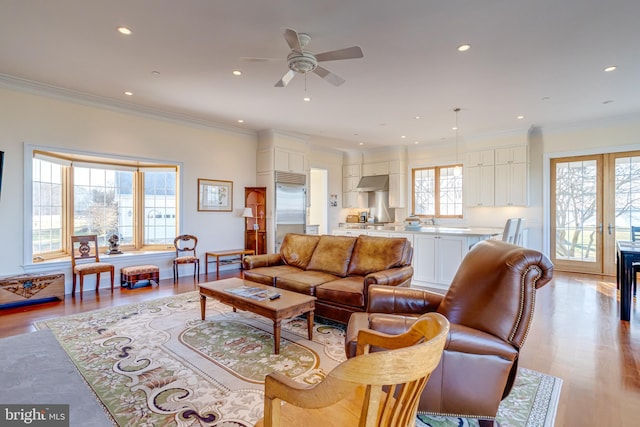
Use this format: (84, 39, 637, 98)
(276, 271, 341, 295)
(306, 235, 357, 277)
(347, 235, 409, 276)
(244, 265, 303, 286)
(316, 276, 365, 308)
(280, 234, 321, 269)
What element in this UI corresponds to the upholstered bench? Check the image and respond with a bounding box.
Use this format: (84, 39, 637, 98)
(0, 272, 65, 308)
(120, 265, 159, 288)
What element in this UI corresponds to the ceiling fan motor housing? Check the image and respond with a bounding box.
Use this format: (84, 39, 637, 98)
(287, 51, 317, 74)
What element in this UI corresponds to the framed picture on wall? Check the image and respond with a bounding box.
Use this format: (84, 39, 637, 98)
(198, 178, 233, 212)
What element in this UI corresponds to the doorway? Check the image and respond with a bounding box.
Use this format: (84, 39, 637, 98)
(309, 168, 328, 235)
(550, 151, 640, 274)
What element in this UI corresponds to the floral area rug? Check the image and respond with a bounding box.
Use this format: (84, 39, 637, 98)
(36, 291, 561, 426)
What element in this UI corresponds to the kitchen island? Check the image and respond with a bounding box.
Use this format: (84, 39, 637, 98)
(333, 224, 502, 291)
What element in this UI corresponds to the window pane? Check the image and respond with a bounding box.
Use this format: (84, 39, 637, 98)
(73, 166, 134, 246)
(439, 166, 463, 216)
(414, 168, 435, 215)
(32, 158, 63, 254)
(144, 171, 177, 245)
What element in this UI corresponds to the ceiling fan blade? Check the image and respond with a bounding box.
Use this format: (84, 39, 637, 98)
(315, 46, 364, 62)
(275, 69, 296, 87)
(313, 66, 345, 86)
(283, 28, 302, 53)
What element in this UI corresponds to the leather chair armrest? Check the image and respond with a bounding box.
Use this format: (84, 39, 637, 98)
(366, 284, 443, 314)
(243, 253, 283, 270)
(364, 266, 414, 289)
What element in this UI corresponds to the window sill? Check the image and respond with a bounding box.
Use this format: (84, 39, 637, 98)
(23, 250, 176, 274)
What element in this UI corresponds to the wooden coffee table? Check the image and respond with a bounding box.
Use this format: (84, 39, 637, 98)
(198, 277, 316, 354)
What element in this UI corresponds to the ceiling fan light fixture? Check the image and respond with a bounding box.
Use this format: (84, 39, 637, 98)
(287, 52, 318, 74)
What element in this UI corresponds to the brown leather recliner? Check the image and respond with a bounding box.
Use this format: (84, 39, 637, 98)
(345, 239, 553, 424)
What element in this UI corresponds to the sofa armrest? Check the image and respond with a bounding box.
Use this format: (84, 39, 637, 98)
(366, 284, 444, 315)
(364, 266, 414, 287)
(243, 253, 284, 270)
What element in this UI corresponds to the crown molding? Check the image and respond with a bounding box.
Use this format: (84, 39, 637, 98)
(0, 73, 256, 139)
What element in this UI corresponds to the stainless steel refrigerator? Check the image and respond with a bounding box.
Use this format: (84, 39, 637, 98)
(275, 175, 306, 252)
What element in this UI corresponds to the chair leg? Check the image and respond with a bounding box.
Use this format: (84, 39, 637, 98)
(95, 272, 101, 292)
(173, 263, 177, 283)
(478, 419, 499, 427)
(72, 273, 77, 296)
(110, 267, 115, 292)
(79, 274, 84, 300)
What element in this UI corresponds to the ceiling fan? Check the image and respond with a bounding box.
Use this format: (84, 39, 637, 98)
(275, 28, 364, 88)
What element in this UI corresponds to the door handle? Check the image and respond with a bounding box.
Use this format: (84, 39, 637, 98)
(608, 223, 614, 235)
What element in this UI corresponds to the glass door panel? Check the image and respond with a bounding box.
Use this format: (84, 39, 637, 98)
(551, 156, 603, 273)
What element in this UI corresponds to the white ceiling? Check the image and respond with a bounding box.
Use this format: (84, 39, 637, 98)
(2, 0, 640, 152)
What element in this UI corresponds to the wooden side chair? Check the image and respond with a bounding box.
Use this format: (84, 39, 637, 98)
(173, 234, 199, 282)
(254, 312, 449, 427)
(70, 234, 115, 298)
(502, 218, 523, 245)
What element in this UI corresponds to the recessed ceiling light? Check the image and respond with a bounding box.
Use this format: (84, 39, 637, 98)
(232, 70, 242, 76)
(457, 44, 471, 52)
(401, 135, 406, 139)
(117, 26, 132, 36)
(541, 96, 551, 101)
(517, 115, 524, 119)
(452, 126, 458, 131)
(414, 141, 419, 145)
(603, 66, 617, 72)
(151, 70, 160, 76)
(602, 100, 614, 104)
(414, 116, 421, 119)
(237, 119, 244, 123)
(303, 96, 311, 102)
(359, 142, 364, 146)
(124, 91, 133, 96)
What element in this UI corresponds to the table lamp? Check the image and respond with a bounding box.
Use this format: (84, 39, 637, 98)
(242, 207, 258, 254)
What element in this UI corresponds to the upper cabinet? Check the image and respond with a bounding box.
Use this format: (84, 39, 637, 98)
(258, 148, 306, 174)
(342, 163, 362, 208)
(464, 150, 495, 207)
(465, 146, 529, 207)
(362, 162, 390, 176)
(388, 160, 406, 208)
(274, 148, 305, 173)
(494, 146, 528, 206)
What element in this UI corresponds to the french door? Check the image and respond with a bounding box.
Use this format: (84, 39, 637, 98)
(551, 151, 640, 274)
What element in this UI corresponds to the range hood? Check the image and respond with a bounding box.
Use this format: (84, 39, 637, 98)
(356, 175, 389, 191)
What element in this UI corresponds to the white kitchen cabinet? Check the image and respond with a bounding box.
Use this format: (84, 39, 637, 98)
(343, 176, 360, 192)
(388, 172, 406, 208)
(342, 191, 361, 208)
(495, 146, 527, 165)
(465, 150, 495, 167)
(495, 162, 528, 206)
(343, 164, 361, 178)
(465, 164, 495, 207)
(275, 148, 305, 173)
(494, 146, 528, 206)
(362, 162, 390, 176)
(412, 234, 466, 290)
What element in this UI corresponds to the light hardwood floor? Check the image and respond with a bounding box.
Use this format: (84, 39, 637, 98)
(0, 270, 638, 426)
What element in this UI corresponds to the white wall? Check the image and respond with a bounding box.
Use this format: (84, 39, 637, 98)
(0, 87, 257, 281)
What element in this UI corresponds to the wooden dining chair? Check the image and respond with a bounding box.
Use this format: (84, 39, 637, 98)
(70, 234, 115, 298)
(173, 234, 200, 282)
(254, 312, 449, 427)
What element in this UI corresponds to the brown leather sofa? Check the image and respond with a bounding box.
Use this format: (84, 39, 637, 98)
(242, 233, 414, 323)
(345, 239, 553, 424)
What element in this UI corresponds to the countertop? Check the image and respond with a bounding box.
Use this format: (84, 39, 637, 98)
(335, 223, 503, 237)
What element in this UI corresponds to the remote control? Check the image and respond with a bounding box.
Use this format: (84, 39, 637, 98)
(269, 293, 281, 300)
